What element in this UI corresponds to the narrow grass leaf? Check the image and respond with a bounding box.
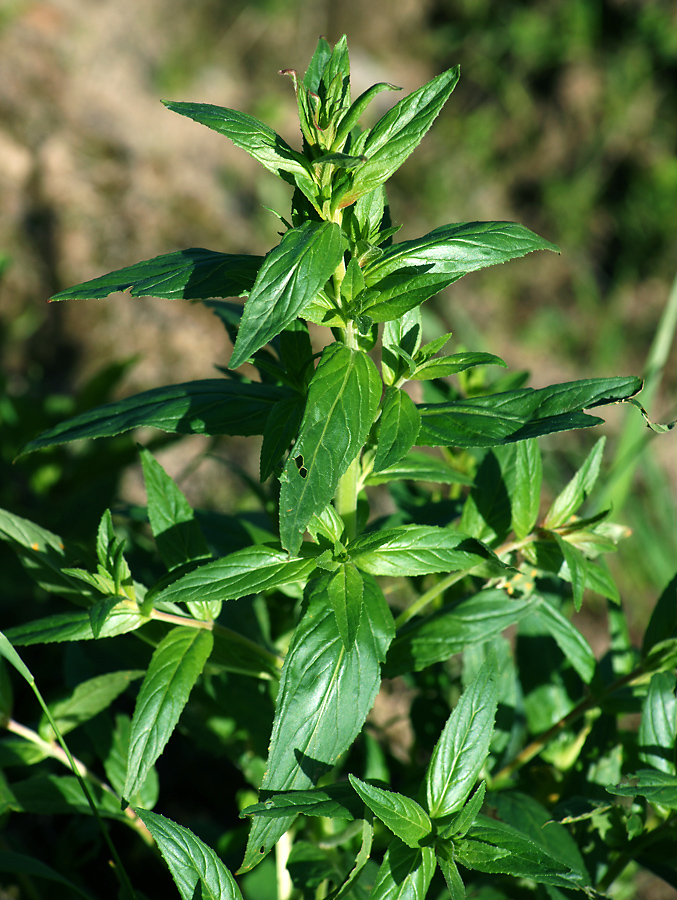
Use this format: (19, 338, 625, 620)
(49, 248, 261, 302)
(20, 380, 291, 455)
(349, 775, 433, 848)
(279, 345, 381, 555)
(240, 573, 393, 872)
(229, 221, 345, 369)
(425, 655, 498, 820)
(136, 808, 243, 900)
(124, 627, 213, 803)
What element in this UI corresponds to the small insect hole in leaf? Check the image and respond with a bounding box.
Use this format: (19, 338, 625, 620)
(294, 455, 308, 478)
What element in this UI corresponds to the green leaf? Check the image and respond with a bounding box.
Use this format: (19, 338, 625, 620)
(418, 377, 642, 449)
(368, 841, 436, 900)
(241, 784, 361, 821)
(362, 221, 559, 321)
(136, 808, 244, 900)
(553, 534, 589, 612)
(350, 525, 500, 578)
(39, 670, 143, 740)
(532, 595, 596, 684)
(338, 66, 460, 207)
(141, 448, 211, 571)
(327, 562, 364, 650)
(333, 81, 401, 152)
(459, 816, 583, 889)
(381, 308, 422, 386)
(639, 671, 677, 775)
(643, 574, 677, 656)
(0, 632, 34, 685)
(373, 388, 421, 473)
(230, 222, 346, 369)
(411, 351, 507, 381)
(543, 437, 606, 528)
(365, 451, 473, 487)
(349, 776, 433, 848)
(10, 773, 126, 820)
(509, 439, 542, 539)
(98, 713, 159, 809)
(0, 851, 94, 900)
(20, 380, 292, 454)
(443, 781, 487, 839)
(279, 344, 381, 555)
(425, 654, 498, 820)
(153, 544, 317, 607)
(240, 573, 393, 872)
(0, 508, 102, 605)
(384, 591, 533, 677)
(124, 627, 213, 803)
(5, 607, 147, 646)
(163, 100, 315, 196)
(49, 248, 261, 302)
(260, 394, 305, 482)
(437, 855, 465, 900)
(608, 769, 677, 809)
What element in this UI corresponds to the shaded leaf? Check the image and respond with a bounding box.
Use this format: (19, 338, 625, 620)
(241, 784, 361, 821)
(21, 380, 292, 455)
(373, 389, 421, 473)
(532, 595, 596, 684)
(368, 840, 436, 900)
(608, 769, 677, 809)
(49, 248, 261, 302)
(418, 377, 642, 448)
(5, 607, 147, 646)
(639, 672, 677, 775)
(0, 851, 94, 900)
(40, 670, 143, 740)
(365, 451, 473, 487)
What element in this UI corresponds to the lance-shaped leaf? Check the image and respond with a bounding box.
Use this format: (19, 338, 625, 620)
(279, 344, 381, 555)
(417, 376, 642, 448)
(124, 627, 213, 803)
(361, 221, 559, 321)
(425, 655, 498, 820)
(643, 574, 677, 657)
(384, 591, 533, 677)
(0, 508, 101, 605)
(136, 809, 244, 900)
(4, 607, 148, 646)
(607, 769, 677, 809)
(458, 816, 584, 890)
(532, 595, 596, 684)
(639, 671, 677, 775)
(39, 670, 143, 740)
(229, 221, 346, 369)
(373, 388, 421, 473)
(337, 66, 460, 207)
(0, 851, 95, 900)
(260, 394, 305, 481)
(10, 774, 127, 820)
(327, 562, 364, 650)
(20, 380, 291, 455)
(411, 350, 507, 381)
(368, 841, 437, 900)
(152, 544, 317, 607)
(240, 573, 393, 872)
(543, 437, 606, 529)
(163, 100, 315, 193)
(349, 776, 433, 848)
(49, 249, 261, 302)
(241, 783, 361, 821)
(349, 525, 500, 578)
(509, 439, 542, 539)
(365, 451, 473, 487)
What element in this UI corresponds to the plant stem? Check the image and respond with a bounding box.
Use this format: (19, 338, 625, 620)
(394, 570, 472, 629)
(492, 663, 648, 783)
(335, 320, 362, 540)
(4, 718, 153, 844)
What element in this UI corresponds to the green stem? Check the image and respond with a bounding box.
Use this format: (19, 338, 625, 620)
(394, 570, 472, 629)
(492, 663, 648, 784)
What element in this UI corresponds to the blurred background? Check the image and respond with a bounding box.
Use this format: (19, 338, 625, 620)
(1, 0, 676, 622)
